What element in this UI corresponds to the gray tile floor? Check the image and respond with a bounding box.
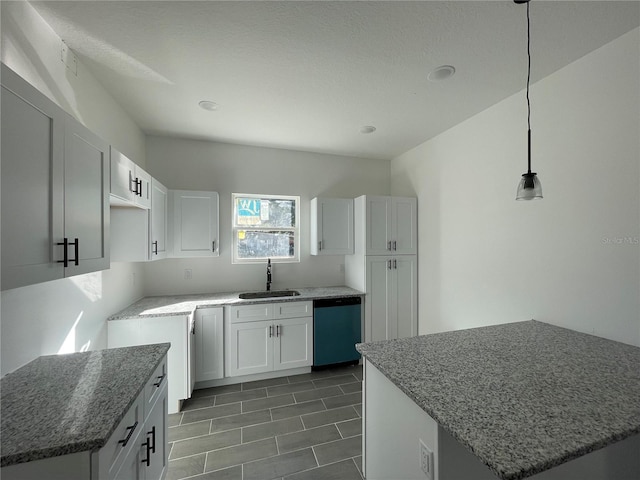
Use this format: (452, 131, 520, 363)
(167, 364, 364, 480)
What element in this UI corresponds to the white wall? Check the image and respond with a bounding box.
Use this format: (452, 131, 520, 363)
(1, 1, 147, 374)
(391, 28, 640, 346)
(143, 136, 390, 295)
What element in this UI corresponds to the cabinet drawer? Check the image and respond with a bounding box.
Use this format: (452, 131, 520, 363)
(273, 301, 312, 319)
(144, 354, 167, 421)
(101, 391, 144, 479)
(228, 304, 273, 323)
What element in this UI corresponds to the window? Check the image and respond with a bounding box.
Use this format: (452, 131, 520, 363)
(232, 193, 300, 263)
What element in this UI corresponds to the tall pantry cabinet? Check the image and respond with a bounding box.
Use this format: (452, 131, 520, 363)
(345, 195, 418, 343)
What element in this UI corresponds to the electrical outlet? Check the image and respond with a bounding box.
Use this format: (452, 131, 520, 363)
(184, 269, 192, 280)
(419, 439, 433, 479)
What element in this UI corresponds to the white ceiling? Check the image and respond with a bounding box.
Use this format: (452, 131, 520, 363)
(32, 1, 639, 160)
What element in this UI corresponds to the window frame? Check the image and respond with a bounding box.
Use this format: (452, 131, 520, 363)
(231, 192, 301, 264)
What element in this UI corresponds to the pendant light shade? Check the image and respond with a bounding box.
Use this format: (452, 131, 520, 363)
(516, 173, 542, 200)
(515, 0, 543, 201)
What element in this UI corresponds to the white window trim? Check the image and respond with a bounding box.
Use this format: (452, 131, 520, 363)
(232, 193, 300, 264)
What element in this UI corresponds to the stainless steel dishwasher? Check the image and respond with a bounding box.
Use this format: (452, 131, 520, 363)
(313, 296, 362, 368)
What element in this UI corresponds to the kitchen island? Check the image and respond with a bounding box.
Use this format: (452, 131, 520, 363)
(356, 320, 640, 480)
(1, 343, 170, 479)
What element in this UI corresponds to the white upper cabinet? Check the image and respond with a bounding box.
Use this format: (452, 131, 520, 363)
(310, 197, 354, 255)
(1, 64, 109, 290)
(110, 147, 151, 209)
(171, 190, 219, 257)
(1, 65, 65, 290)
(150, 179, 168, 260)
(357, 195, 417, 256)
(63, 115, 110, 277)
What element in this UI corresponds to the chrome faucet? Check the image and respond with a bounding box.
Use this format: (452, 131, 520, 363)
(266, 258, 272, 291)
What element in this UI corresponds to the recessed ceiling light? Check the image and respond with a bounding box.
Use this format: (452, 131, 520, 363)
(427, 65, 456, 82)
(199, 100, 219, 111)
(360, 125, 377, 134)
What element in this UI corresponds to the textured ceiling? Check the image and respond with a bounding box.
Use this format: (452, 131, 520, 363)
(31, 1, 640, 160)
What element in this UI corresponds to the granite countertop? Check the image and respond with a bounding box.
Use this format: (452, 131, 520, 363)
(108, 286, 364, 320)
(356, 320, 640, 480)
(1, 343, 170, 467)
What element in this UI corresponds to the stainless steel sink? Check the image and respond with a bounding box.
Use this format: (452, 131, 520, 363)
(238, 290, 301, 300)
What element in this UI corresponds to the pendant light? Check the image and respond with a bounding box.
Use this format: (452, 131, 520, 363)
(515, 0, 542, 201)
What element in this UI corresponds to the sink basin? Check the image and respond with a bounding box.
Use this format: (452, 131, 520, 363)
(238, 290, 301, 300)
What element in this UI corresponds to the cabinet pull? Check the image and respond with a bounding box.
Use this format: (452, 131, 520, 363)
(276, 324, 281, 337)
(118, 421, 138, 447)
(57, 238, 69, 267)
(269, 325, 273, 337)
(212, 240, 216, 252)
(387, 241, 392, 251)
(148, 426, 156, 454)
(70, 238, 79, 266)
(141, 436, 151, 467)
(153, 373, 166, 387)
(56, 238, 79, 267)
(129, 172, 136, 194)
(387, 259, 392, 270)
(393, 240, 397, 251)
(137, 179, 143, 197)
(394, 259, 397, 269)
(152, 240, 158, 255)
(318, 241, 322, 251)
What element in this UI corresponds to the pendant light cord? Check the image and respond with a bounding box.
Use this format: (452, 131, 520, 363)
(526, 1, 532, 174)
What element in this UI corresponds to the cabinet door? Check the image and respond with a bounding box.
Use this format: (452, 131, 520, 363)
(391, 256, 418, 339)
(391, 197, 417, 255)
(63, 115, 110, 277)
(365, 196, 392, 256)
(113, 441, 143, 480)
(273, 316, 313, 371)
(110, 146, 135, 205)
(365, 256, 393, 342)
(150, 179, 168, 260)
(142, 383, 168, 480)
(172, 190, 219, 257)
(195, 307, 224, 382)
(311, 198, 354, 255)
(226, 320, 273, 377)
(1, 65, 65, 290)
(135, 166, 152, 210)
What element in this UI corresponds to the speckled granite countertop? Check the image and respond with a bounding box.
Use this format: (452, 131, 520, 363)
(1, 343, 170, 467)
(356, 320, 640, 480)
(108, 286, 364, 320)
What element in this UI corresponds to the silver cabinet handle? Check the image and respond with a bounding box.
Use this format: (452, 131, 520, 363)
(318, 241, 322, 251)
(212, 240, 216, 252)
(387, 241, 392, 251)
(269, 325, 274, 337)
(393, 240, 397, 251)
(394, 259, 397, 269)
(276, 325, 281, 337)
(387, 259, 392, 270)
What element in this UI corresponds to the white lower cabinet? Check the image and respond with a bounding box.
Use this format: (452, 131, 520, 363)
(111, 372, 168, 480)
(108, 316, 194, 414)
(225, 302, 313, 377)
(364, 255, 418, 342)
(195, 307, 225, 382)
